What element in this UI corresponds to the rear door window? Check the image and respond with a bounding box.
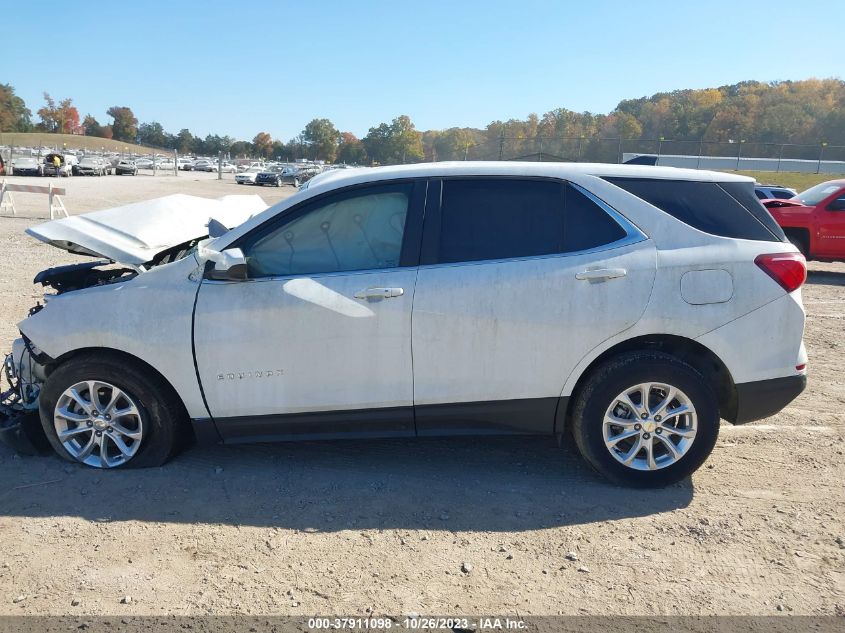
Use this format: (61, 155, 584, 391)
(435, 178, 628, 265)
(604, 178, 785, 242)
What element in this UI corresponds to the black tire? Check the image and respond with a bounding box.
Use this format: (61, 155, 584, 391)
(571, 351, 719, 487)
(38, 353, 187, 469)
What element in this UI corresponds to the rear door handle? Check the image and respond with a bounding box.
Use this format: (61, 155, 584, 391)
(353, 287, 405, 300)
(575, 268, 627, 281)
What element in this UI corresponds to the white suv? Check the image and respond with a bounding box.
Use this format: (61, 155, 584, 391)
(0, 164, 807, 486)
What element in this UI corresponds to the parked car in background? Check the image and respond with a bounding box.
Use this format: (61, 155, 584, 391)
(0, 163, 807, 487)
(235, 166, 263, 185)
(755, 183, 797, 200)
(42, 153, 75, 177)
(254, 165, 286, 186)
(763, 179, 845, 260)
(279, 165, 321, 187)
(77, 157, 106, 176)
(193, 160, 216, 172)
(115, 159, 138, 176)
(10, 156, 43, 176)
(158, 159, 176, 171)
(221, 162, 237, 173)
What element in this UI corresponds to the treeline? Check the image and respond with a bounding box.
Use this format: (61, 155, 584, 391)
(1, 79, 843, 164)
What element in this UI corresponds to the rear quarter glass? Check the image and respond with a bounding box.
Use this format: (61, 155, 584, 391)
(604, 178, 785, 242)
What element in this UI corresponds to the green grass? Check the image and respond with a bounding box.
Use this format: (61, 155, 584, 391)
(0, 132, 165, 155)
(730, 170, 845, 191)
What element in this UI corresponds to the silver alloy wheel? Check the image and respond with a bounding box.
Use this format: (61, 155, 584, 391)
(53, 380, 144, 468)
(602, 382, 697, 471)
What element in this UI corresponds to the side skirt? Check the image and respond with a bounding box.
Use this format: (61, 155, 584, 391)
(196, 398, 566, 445)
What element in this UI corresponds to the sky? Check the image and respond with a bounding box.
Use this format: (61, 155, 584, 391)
(4, 0, 843, 142)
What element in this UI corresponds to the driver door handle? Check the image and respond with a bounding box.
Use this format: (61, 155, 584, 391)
(353, 287, 405, 300)
(575, 268, 627, 281)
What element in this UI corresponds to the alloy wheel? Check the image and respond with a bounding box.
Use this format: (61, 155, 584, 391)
(602, 382, 697, 471)
(53, 380, 144, 468)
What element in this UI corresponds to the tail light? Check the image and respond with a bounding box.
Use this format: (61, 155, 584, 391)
(754, 252, 806, 293)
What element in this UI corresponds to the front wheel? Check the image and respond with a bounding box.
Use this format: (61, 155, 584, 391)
(571, 351, 719, 487)
(39, 354, 186, 469)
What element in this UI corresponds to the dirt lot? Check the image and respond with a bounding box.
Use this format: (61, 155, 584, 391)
(0, 174, 843, 618)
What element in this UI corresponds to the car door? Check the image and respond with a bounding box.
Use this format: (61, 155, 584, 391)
(192, 179, 426, 441)
(411, 177, 656, 435)
(817, 188, 845, 258)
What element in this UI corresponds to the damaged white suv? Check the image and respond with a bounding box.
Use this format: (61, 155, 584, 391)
(0, 163, 808, 486)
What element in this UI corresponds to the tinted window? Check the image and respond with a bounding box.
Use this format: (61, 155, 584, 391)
(719, 182, 786, 241)
(794, 182, 843, 206)
(244, 183, 410, 277)
(436, 179, 627, 264)
(605, 178, 783, 242)
(771, 190, 793, 200)
(563, 185, 628, 252)
(754, 189, 767, 199)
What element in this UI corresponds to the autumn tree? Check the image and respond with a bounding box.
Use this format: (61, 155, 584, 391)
(0, 83, 32, 132)
(37, 93, 81, 134)
(302, 118, 340, 162)
(337, 132, 367, 164)
(107, 106, 138, 142)
(252, 132, 273, 158)
(81, 114, 112, 138)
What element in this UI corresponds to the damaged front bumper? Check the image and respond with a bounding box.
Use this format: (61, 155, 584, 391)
(0, 343, 50, 455)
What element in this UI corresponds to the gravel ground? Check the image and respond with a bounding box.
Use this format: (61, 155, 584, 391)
(0, 174, 843, 617)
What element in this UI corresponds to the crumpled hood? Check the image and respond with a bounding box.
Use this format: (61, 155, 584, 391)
(26, 193, 268, 266)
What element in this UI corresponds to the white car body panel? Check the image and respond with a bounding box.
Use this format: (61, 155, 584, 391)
(412, 240, 656, 407)
(18, 256, 209, 418)
(26, 194, 268, 265)
(695, 291, 805, 383)
(193, 268, 418, 419)
(9, 162, 807, 444)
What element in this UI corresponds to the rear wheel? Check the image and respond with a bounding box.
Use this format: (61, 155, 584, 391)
(571, 351, 719, 487)
(39, 354, 186, 469)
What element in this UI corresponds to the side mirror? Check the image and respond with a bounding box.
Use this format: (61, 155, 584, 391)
(204, 247, 248, 281)
(827, 199, 845, 211)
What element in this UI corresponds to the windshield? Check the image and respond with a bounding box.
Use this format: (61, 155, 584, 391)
(793, 182, 844, 206)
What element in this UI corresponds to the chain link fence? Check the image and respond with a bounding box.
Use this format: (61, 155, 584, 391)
(446, 136, 845, 174)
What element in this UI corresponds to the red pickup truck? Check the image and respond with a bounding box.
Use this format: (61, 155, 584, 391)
(762, 179, 845, 260)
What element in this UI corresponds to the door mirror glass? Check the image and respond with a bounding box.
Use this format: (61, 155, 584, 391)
(204, 248, 248, 280)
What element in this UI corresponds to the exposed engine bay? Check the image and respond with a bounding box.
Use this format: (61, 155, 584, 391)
(32, 238, 201, 294)
(0, 193, 269, 455)
(1, 238, 203, 451)
(34, 260, 137, 294)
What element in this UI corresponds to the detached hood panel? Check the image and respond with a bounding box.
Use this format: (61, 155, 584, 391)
(26, 194, 268, 265)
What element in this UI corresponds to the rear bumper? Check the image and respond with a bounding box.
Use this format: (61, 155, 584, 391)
(728, 374, 807, 424)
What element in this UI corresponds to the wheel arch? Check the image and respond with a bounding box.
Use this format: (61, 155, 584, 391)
(781, 226, 811, 257)
(556, 334, 736, 434)
(44, 346, 193, 435)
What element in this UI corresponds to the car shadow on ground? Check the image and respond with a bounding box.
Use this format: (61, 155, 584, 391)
(806, 269, 845, 286)
(0, 436, 693, 532)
